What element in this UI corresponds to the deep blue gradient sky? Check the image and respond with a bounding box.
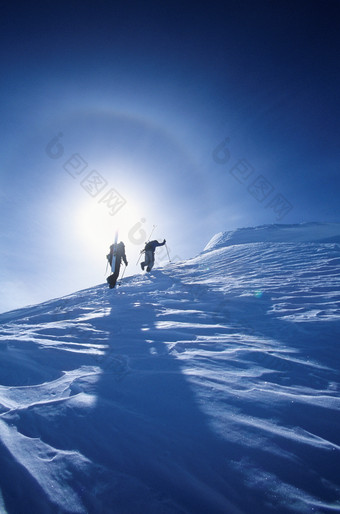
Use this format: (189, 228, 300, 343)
(1, 0, 340, 312)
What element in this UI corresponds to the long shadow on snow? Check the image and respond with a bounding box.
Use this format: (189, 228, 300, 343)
(1, 273, 245, 514)
(1, 269, 339, 513)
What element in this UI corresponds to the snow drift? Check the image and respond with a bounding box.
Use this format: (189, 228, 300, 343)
(0, 223, 339, 513)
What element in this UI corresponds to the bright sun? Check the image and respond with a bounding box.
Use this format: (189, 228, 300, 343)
(75, 197, 145, 258)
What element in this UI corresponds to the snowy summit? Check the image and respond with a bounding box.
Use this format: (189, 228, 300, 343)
(0, 223, 339, 513)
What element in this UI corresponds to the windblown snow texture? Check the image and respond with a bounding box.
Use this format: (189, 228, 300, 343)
(0, 223, 339, 513)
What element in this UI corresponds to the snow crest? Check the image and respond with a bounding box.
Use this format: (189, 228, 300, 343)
(204, 222, 340, 251)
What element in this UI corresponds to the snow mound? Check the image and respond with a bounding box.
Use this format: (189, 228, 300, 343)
(204, 222, 340, 251)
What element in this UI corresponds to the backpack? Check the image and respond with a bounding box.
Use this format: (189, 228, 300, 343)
(144, 241, 154, 252)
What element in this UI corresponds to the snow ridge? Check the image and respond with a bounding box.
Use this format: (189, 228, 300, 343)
(204, 222, 340, 251)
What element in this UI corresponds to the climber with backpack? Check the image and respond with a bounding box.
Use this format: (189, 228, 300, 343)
(140, 239, 166, 272)
(106, 241, 128, 288)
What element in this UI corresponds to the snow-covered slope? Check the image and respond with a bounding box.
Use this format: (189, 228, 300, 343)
(0, 223, 339, 513)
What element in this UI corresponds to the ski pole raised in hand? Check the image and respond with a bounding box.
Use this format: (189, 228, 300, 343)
(165, 243, 171, 263)
(118, 264, 127, 285)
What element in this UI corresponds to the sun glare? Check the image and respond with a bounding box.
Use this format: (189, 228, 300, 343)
(74, 196, 147, 258)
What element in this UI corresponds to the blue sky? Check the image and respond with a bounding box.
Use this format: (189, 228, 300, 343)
(1, 0, 340, 312)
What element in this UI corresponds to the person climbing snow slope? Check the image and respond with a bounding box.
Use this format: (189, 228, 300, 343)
(140, 239, 166, 272)
(106, 241, 128, 288)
